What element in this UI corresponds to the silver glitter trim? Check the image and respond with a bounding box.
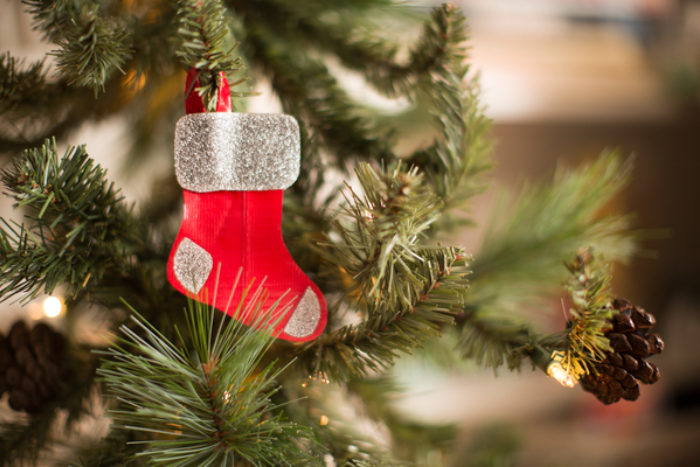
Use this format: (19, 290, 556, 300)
(284, 287, 321, 338)
(173, 237, 213, 294)
(174, 112, 300, 192)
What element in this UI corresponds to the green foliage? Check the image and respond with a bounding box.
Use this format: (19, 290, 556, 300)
(469, 151, 635, 311)
(409, 5, 492, 211)
(457, 311, 545, 371)
(0, 52, 83, 153)
(0, 139, 143, 302)
(53, 8, 131, 92)
(25, 0, 132, 92)
(455, 153, 636, 371)
(175, 0, 249, 111)
(306, 246, 469, 381)
(0, 53, 49, 115)
(559, 249, 615, 378)
(331, 164, 444, 308)
(98, 296, 317, 466)
(246, 18, 394, 165)
(290, 5, 491, 382)
(281, 374, 407, 466)
(297, 161, 472, 380)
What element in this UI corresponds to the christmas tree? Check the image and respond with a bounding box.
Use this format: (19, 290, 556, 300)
(0, 1, 663, 465)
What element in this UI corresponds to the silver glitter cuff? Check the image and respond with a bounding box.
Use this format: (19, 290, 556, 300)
(174, 112, 300, 192)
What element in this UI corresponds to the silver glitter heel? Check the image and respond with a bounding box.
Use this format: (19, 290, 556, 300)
(172, 237, 214, 294)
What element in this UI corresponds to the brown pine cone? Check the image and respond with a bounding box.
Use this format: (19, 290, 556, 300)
(580, 298, 664, 404)
(0, 320, 67, 414)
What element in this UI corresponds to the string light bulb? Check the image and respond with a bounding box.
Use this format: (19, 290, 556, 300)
(42, 296, 63, 318)
(547, 350, 578, 388)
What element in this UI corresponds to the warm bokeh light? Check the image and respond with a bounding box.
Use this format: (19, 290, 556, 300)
(42, 296, 63, 318)
(547, 352, 578, 388)
(547, 362, 577, 388)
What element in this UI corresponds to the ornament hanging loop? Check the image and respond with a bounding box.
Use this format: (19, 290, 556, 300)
(184, 68, 232, 114)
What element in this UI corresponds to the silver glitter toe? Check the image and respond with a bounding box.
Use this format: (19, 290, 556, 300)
(283, 287, 321, 338)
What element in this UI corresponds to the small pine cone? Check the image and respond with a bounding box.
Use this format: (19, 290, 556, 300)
(0, 320, 68, 414)
(8, 321, 29, 351)
(580, 298, 664, 404)
(0, 334, 12, 397)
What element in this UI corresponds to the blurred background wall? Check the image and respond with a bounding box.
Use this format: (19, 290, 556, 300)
(1, 0, 699, 465)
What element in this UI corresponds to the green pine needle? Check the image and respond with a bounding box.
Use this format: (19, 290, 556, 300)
(24, 1, 134, 93)
(410, 4, 492, 213)
(469, 151, 635, 311)
(98, 292, 317, 466)
(53, 8, 132, 93)
(330, 163, 444, 308)
(559, 249, 615, 378)
(175, 0, 250, 111)
(0, 138, 143, 302)
(0, 53, 50, 115)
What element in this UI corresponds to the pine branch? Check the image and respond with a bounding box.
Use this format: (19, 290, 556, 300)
(455, 250, 619, 374)
(98, 296, 318, 466)
(0, 53, 94, 155)
(23, 0, 83, 42)
(455, 154, 634, 370)
(556, 249, 615, 380)
(288, 9, 491, 381)
(468, 152, 636, 312)
(245, 21, 394, 165)
(325, 164, 444, 307)
(174, 0, 249, 111)
(457, 309, 551, 371)
(409, 5, 492, 220)
(4, 4, 176, 155)
(0, 139, 145, 302)
(0, 53, 49, 115)
(24, 1, 132, 93)
(54, 10, 131, 93)
(302, 244, 469, 381)
(230, 0, 419, 97)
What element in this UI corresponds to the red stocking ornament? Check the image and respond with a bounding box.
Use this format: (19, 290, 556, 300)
(167, 70, 327, 342)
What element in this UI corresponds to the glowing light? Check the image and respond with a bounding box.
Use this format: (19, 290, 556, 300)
(319, 415, 329, 426)
(547, 362, 577, 388)
(42, 296, 63, 318)
(547, 351, 577, 388)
